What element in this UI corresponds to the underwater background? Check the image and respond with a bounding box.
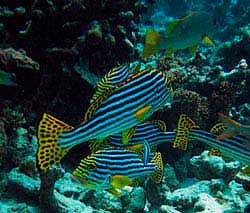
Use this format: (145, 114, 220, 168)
(0, 0, 250, 212)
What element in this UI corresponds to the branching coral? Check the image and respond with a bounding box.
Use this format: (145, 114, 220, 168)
(171, 88, 209, 128)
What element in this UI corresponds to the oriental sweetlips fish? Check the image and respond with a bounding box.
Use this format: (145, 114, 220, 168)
(173, 114, 250, 168)
(88, 120, 176, 153)
(37, 65, 173, 170)
(142, 11, 217, 58)
(97, 117, 250, 169)
(72, 148, 163, 196)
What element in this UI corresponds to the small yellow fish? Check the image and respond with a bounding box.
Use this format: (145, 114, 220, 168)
(142, 11, 217, 58)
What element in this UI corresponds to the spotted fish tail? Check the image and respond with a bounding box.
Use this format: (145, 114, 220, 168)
(173, 114, 200, 151)
(37, 113, 74, 170)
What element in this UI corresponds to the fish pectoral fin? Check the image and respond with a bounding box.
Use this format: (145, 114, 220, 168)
(150, 152, 163, 184)
(135, 105, 152, 122)
(166, 20, 179, 33)
(122, 126, 136, 145)
(142, 29, 161, 58)
(189, 45, 198, 56)
(37, 113, 74, 170)
(173, 114, 200, 151)
(111, 175, 132, 190)
(203, 35, 215, 46)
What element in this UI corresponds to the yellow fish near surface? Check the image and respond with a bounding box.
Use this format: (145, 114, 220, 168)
(142, 11, 217, 58)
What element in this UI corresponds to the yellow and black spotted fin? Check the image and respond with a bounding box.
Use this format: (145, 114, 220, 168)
(84, 88, 113, 122)
(150, 152, 163, 184)
(210, 123, 227, 134)
(173, 114, 200, 151)
(208, 148, 223, 157)
(89, 138, 111, 153)
(150, 120, 167, 132)
(37, 113, 74, 170)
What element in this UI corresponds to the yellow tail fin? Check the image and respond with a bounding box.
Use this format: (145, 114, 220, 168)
(173, 114, 200, 151)
(142, 29, 161, 58)
(150, 152, 163, 184)
(37, 113, 74, 170)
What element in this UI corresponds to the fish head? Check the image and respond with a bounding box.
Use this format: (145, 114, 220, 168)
(72, 154, 102, 189)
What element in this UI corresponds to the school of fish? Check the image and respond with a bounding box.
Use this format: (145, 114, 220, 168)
(36, 12, 250, 196)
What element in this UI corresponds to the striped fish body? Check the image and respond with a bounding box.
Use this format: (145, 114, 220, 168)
(73, 149, 157, 189)
(173, 114, 250, 166)
(189, 130, 250, 165)
(37, 67, 172, 171)
(59, 68, 173, 148)
(110, 122, 175, 149)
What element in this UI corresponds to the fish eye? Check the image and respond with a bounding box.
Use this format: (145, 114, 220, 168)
(88, 163, 96, 171)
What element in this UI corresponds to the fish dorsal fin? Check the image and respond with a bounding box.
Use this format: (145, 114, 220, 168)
(86, 68, 150, 121)
(84, 87, 114, 122)
(166, 20, 180, 33)
(37, 113, 74, 170)
(150, 152, 163, 184)
(150, 120, 167, 132)
(91, 64, 130, 104)
(89, 138, 111, 153)
(203, 35, 215, 46)
(210, 123, 227, 134)
(173, 114, 200, 151)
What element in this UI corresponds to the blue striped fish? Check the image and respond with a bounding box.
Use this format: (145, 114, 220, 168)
(37, 67, 173, 170)
(96, 119, 250, 166)
(173, 114, 250, 166)
(72, 148, 163, 196)
(88, 120, 176, 153)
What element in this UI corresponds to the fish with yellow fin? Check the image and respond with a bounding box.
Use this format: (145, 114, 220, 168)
(142, 11, 217, 58)
(217, 113, 250, 145)
(72, 147, 163, 196)
(37, 64, 173, 170)
(173, 114, 250, 167)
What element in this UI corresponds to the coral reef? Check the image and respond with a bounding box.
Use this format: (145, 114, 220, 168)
(1, 0, 250, 212)
(189, 151, 241, 182)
